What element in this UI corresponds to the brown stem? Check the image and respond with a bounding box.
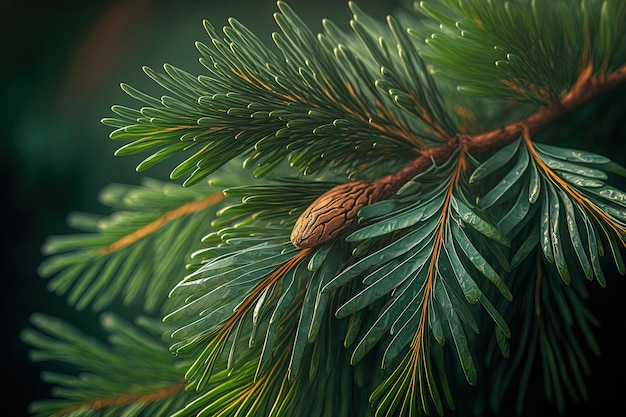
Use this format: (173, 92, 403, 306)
(386, 64, 626, 190)
(290, 65, 626, 248)
(98, 192, 225, 255)
(55, 380, 186, 416)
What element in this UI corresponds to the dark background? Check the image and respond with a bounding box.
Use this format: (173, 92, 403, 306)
(1, 1, 625, 416)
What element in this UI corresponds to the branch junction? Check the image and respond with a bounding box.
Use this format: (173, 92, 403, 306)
(291, 65, 626, 248)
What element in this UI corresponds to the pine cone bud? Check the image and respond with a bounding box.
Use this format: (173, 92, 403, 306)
(290, 180, 383, 248)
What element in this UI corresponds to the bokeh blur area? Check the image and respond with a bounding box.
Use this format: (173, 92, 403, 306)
(2, 1, 625, 416)
(1, 0, 397, 414)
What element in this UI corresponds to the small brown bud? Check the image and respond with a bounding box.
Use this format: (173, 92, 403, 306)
(290, 180, 383, 248)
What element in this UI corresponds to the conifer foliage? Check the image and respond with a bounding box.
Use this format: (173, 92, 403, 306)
(23, 1, 626, 416)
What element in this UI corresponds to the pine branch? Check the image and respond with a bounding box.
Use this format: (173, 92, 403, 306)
(21, 313, 194, 417)
(320, 150, 513, 416)
(169, 294, 373, 417)
(105, 1, 442, 187)
(39, 178, 225, 313)
(291, 63, 626, 249)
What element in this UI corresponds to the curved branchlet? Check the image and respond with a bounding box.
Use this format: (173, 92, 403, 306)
(38, 178, 225, 313)
(21, 313, 193, 417)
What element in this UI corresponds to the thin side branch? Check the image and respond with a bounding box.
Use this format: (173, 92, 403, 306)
(98, 192, 225, 255)
(56, 380, 186, 415)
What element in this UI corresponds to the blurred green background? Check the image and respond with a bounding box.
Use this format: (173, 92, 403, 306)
(2, 1, 625, 416)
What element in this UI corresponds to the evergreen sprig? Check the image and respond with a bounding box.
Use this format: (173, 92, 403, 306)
(38, 178, 225, 313)
(23, 1, 626, 417)
(104, 1, 442, 187)
(471, 135, 626, 285)
(22, 313, 193, 417)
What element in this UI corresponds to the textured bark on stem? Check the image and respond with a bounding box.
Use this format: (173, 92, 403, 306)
(290, 141, 457, 248)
